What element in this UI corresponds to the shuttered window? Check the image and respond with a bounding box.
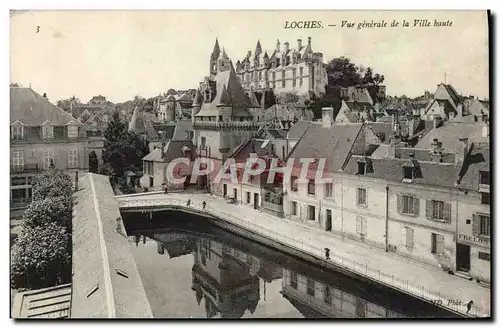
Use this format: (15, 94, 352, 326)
(402, 227, 414, 250)
(472, 214, 490, 237)
(425, 200, 451, 223)
(357, 188, 367, 206)
(290, 271, 298, 289)
(356, 216, 367, 236)
(397, 195, 419, 216)
(431, 233, 445, 255)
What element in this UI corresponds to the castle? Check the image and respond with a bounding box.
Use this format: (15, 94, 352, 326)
(234, 37, 328, 102)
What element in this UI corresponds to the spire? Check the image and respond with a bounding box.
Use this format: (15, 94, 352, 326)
(211, 38, 220, 60)
(217, 84, 230, 106)
(248, 91, 260, 108)
(128, 106, 146, 133)
(263, 51, 269, 60)
(255, 40, 262, 57)
(192, 89, 203, 107)
(219, 47, 229, 60)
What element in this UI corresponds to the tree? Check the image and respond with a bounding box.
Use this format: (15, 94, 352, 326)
(361, 67, 385, 85)
(103, 111, 128, 143)
(89, 150, 99, 173)
(279, 92, 299, 105)
(22, 196, 72, 230)
(57, 96, 81, 112)
(325, 57, 362, 87)
(32, 170, 73, 201)
(11, 222, 71, 289)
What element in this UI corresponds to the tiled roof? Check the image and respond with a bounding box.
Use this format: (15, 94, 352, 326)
(442, 84, 462, 106)
(416, 123, 488, 154)
(345, 101, 374, 112)
(343, 155, 459, 189)
(367, 122, 392, 143)
(228, 138, 275, 162)
(172, 120, 194, 140)
(10, 87, 81, 126)
(287, 121, 313, 139)
(192, 89, 203, 107)
(458, 143, 490, 190)
(195, 62, 254, 117)
(287, 123, 362, 172)
(150, 123, 176, 141)
(142, 140, 195, 162)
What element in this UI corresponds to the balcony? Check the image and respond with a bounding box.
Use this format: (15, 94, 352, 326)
(11, 164, 40, 173)
(193, 121, 264, 131)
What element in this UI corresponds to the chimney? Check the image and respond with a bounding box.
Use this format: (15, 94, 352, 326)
(43, 93, 47, 99)
(308, 37, 311, 46)
(297, 39, 302, 49)
(322, 107, 333, 127)
(456, 138, 469, 164)
(284, 42, 289, 53)
(482, 124, 489, 138)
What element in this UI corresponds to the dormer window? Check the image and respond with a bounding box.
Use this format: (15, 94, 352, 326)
(67, 122, 79, 139)
(41, 122, 54, 139)
(403, 166, 414, 181)
(11, 124, 23, 140)
(480, 171, 490, 185)
(357, 161, 366, 175)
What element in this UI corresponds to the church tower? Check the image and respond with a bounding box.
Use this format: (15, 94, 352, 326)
(218, 48, 231, 73)
(210, 38, 220, 79)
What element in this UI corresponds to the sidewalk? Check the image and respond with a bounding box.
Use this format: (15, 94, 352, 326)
(117, 192, 491, 317)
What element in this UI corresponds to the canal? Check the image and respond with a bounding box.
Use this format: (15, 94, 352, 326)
(121, 210, 459, 319)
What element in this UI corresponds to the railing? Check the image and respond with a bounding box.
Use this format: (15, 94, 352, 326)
(118, 197, 490, 318)
(11, 164, 40, 173)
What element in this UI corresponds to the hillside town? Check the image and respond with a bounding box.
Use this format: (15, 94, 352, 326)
(10, 36, 490, 318)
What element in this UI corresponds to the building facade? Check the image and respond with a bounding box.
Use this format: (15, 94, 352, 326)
(10, 87, 104, 210)
(234, 38, 328, 100)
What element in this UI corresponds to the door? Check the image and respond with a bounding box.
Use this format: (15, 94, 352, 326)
(456, 243, 471, 272)
(233, 188, 238, 200)
(223, 184, 227, 197)
(254, 193, 259, 209)
(149, 177, 154, 188)
(325, 209, 332, 231)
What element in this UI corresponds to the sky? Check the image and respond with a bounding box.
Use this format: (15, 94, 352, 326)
(10, 10, 489, 103)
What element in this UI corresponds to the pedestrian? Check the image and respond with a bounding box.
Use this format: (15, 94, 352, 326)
(164, 184, 168, 194)
(324, 248, 330, 260)
(466, 300, 474, 314)
(186, 199, 191, 207)
(202, 201, 207, 210)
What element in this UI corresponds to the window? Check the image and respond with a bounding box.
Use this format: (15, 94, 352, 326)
(308, 205, 315, 221)
(478, 252, 491, 261)
(200, 137, 206, 148)
(431, 233, 444, 255)
(68, 125, 78, 138)
(402, 227, 414, 250)
(356, 216, 367, 236)
(481, 192, 490, 205)
(324, 183, 333, 198)
(479, 171, 490, 185)
(290, 271, 298, 289)
(290, 176, 298, 191)
(272, 72, 276, 81)
(246, 192, 251, 204)
(11, 125, 23, 140)
(290, 201, 298, 216)
(12, 150, 24, 170)
(307, 279, 315, 296)
(282, 80, 285, 88)
(43, 149, 54, 169)
(425, 200, 451, 223)
(403, 166, 414, 180)
(42, 123, 53, 139)
(473, 214, 490, 237)
(68, 149, 78, 168)
(324, 286, 332, 305)
(398, 195, 419, 216)
(299, 67, 303, 77)
(357, 162, 366, 175)
(357, 188, 367, 206)
(233, 188, 238, 200)
(308, 179, 315, 195)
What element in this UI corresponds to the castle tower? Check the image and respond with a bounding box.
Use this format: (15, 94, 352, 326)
(165, 95, 176, 122)
(191, 89, 203, 123)
(210, 38, 220, 79)
(254, 40, 262, 58)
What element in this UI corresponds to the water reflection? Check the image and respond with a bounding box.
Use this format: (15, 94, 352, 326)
(124, 211, 457, 319)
